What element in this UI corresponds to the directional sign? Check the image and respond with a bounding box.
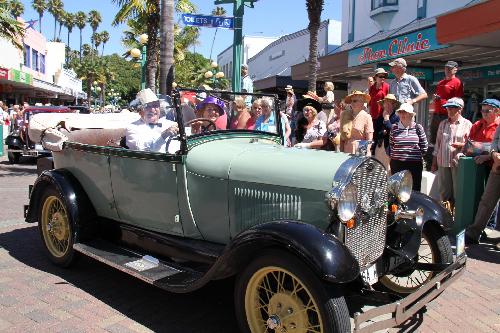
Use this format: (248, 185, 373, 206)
(181, 14, 234, 29)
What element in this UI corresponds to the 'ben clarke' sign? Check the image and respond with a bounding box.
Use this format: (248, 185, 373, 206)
(348, 26, 447, 67)
(181, 13, 234, 29)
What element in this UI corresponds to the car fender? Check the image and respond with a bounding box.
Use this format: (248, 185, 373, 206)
(393, 191, 450, 258)
(214, 220, 360, 283)
(25, 169, 96, 240)
(5, 134, 23, 148)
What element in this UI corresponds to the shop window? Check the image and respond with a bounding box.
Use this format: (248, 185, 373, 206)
(372, 0, 398, 10)
(40, 54, 46, 74)
(24, 44, 31, 67)
(32, 50, 39, 71)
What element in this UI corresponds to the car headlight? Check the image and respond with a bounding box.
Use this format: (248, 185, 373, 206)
(338, 182, 357, 221)
(388, 171, 413, 203)
(327, 182, 358, 222)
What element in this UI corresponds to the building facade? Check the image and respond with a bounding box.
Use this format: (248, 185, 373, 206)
(0, 18, 85, 106)
(292, 0, 500, 129)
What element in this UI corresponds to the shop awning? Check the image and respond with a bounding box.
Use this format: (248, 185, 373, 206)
(254, 75, 309, 92)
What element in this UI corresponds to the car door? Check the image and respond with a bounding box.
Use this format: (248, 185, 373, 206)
(109, 149, 183, 235)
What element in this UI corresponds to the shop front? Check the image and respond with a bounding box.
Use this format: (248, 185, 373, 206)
(0, 68, 34, 105)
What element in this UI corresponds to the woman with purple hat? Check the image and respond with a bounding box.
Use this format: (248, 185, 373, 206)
(192, 96, 227, 134)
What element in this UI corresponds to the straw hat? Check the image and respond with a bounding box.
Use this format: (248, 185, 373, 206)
(345, 90, 371, 104)
(377, 94, 401, 108)
(302, 91, 320, 101)
(374, 68, 389, 78)
(136, 88, 158, 106)
(285, 85, 294, 94)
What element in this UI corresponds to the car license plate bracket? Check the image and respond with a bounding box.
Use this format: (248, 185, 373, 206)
(361, 263, 378, 285)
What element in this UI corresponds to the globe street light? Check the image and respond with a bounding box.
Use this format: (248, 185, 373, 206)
(204, 61, 225, 89)
(130, 33, 148, 90)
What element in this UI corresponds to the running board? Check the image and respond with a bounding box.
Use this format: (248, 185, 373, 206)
(73, 240, 205, 292)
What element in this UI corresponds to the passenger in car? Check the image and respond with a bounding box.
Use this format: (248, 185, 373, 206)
(125, 88, 179, 153)
(192, 96, 227, 134)
(230, 97, 251, 130)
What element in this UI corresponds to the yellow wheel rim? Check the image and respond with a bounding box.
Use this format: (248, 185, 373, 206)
(380, 234, 435, 293)
(245, 266, 324, 333)
(41, 196, 71, 258)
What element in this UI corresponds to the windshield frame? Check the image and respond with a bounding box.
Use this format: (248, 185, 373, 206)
(172, 88, 283, 155)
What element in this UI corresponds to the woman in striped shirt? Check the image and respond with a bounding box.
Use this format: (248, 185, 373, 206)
(389, 103, 428, 191)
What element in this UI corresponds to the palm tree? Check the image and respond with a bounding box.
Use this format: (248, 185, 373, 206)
(306, 0, 324, 93)
(47, 0, 63, 41)
(159, 0, 174, 95)
(65, 12, 75, 50)
(10, 0, 24, 19)
(32, 0, 47, 33)
(0, 1, 24, 48)
(57, 10, 67, 40)
(87, 10, 101, 47)
(100, 30, 109, 56)
(91, 31, 101, 52)
(75, 11, 86, 60)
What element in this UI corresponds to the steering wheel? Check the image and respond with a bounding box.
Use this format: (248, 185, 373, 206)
(185, 118, 217, 133)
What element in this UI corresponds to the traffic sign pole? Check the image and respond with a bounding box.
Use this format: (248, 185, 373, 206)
(232, 0, 244, 92)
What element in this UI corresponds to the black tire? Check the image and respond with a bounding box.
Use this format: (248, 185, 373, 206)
(7, 151, 21, 164)
(378, 222, 453, 295)
(235, 249, 351, 333)
(38, 185, 77, 267)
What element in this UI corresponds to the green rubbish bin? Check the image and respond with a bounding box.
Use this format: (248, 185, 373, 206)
(453, 157, 489, 236)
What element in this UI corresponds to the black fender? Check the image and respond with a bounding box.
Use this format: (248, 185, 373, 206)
(5, 134, 23, 148)
(25, 169, 96, 240)
(214, 220, 360, 284)
(388, 191, 449, 261)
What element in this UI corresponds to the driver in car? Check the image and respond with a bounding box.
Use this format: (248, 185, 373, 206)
(191, 96, 227, 134)
(126, 88, 179, 153)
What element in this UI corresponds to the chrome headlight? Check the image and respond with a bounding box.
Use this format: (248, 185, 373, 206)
(388, 171, 413, 203)
(327, 182, 358, 222)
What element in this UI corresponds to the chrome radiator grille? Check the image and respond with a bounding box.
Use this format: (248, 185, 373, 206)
(344, 159, 388, 268)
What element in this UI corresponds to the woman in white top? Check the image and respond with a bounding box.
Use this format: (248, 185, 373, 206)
(294, 98, 327, 149)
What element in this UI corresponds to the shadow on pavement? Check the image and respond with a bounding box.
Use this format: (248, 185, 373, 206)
(0, 158, 38, 177)
(0, 225, 238, 333)
(466, 241, 500, 264)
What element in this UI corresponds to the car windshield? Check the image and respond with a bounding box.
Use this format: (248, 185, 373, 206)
(172, 89, 284, 140)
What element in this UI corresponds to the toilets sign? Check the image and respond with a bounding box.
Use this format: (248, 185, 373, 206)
(181, 14, 234, 30)
(348, 26, 448, 67)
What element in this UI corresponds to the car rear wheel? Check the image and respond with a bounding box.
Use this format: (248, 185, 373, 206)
(7, 149, 20, 164)
(235, 250, 350, 333)
(38, 186, 77, 267)
(378, 223, 453, 295)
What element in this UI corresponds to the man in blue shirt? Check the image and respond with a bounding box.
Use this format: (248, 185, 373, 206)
(241, 64, 253, 107)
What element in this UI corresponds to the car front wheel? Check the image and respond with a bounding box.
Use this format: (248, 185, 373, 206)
(7, 149, 20, 164)
(235, 250, 350, 333)
(38, 186, 77, 267)
(378, 223, 453, 295)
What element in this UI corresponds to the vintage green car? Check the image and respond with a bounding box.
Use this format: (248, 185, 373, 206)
(25, 90, 466, 333)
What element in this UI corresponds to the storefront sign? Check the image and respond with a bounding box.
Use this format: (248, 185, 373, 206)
(379, 65, 434, 81)
(348, 26, 447, 67)
(0, 67, 8, 80)
(434, 64, 500, 82)
(9, 69, 33, 85)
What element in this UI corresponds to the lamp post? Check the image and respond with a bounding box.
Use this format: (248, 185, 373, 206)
(91, 81, 101, 110)
(204, 61, 225, 89)
(130, 33, 148, 90)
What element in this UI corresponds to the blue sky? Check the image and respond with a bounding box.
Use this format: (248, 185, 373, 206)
(20, 0, 341, 59)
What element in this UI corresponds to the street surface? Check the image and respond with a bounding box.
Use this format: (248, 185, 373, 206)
(0, 155, 499, 333)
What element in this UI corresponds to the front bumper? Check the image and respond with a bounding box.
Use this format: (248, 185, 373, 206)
(353, 253, 467, 333)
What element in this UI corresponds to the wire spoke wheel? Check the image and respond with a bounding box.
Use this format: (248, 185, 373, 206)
(41, 196, 71, 258)
(245, 266, 323, 333)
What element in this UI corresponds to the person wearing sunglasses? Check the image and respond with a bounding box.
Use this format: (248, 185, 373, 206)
(432, 97, 472, 209)
(465, 98, 500, 245)
(339, 90, 373, 154)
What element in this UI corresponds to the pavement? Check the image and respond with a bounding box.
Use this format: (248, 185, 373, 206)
(0, 155, 499, 332)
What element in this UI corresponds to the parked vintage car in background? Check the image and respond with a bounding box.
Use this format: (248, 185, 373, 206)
(4, 105, 74, 164)
(25, 90, 466, 333)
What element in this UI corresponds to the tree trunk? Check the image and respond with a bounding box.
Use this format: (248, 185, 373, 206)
(159, 0, 174, 95)
(86, 79, 92, 106)
(79, 29, 82, 60)
(39, 14, 42, 33)
(146, 1, 161, 91)
(53, 17, 57, 41)
(307, 22, 320, 93)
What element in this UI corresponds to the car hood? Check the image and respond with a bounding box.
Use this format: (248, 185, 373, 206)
(186, 138, 351, 191)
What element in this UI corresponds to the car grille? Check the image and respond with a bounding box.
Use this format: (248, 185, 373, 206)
(344, 159, 388, 268)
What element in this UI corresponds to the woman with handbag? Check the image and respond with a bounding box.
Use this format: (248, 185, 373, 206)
(389, 103, 428, 191)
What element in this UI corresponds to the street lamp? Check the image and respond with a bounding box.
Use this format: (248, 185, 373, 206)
(204, 61, 225, 89)
(91, 82, 101, 110)
(130, 33, 148, 90)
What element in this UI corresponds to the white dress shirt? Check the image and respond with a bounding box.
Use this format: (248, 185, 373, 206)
(125, 118, 179, 153)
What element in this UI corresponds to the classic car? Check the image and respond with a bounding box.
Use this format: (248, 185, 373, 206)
(5, 105, 74, 164)
(24, 89, 466, 333)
